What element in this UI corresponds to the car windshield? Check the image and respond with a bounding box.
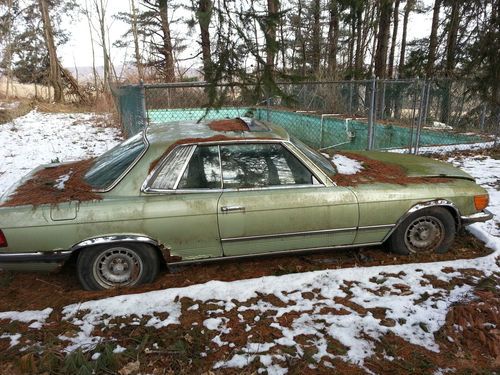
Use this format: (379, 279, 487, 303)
(290, 137, 337, 176)
(84, 133, 147, 190)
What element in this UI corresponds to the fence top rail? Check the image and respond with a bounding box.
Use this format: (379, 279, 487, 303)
(111, 77, 478, 91)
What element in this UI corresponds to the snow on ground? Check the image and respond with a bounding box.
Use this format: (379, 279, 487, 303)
(0, 110, 121, 195)
(331, 154, 364, 175)
(0, 114, 498, 373)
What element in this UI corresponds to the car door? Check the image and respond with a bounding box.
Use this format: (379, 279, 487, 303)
(217, 142, 359, 256)
(142, 144, 223, 259)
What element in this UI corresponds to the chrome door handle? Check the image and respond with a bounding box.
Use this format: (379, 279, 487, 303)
(221, 205, 245, 213)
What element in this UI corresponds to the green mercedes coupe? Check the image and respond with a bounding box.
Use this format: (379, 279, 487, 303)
(0, 118, 492, 290)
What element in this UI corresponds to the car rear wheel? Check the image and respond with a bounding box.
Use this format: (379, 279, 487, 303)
(77, 243, 160, 290)
(386, 207, 456, 255)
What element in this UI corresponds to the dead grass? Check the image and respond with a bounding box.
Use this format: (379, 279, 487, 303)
(0, 100, 33, 124)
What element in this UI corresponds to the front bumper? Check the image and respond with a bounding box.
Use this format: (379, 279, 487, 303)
(461, 209, 494, 225)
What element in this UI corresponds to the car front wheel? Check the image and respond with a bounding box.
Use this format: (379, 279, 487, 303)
(76, 243, 160, 290)
(386, 207, 456, 255)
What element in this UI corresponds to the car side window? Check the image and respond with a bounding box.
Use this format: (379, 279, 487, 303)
(220, 143, 314, 189)
(177, 146, 221, 189)
(149, 145, 195, 190)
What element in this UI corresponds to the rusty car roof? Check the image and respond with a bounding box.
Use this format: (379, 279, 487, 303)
(144, 117, 288, 146)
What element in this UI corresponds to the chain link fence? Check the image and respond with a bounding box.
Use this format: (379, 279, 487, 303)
(112, 79, 499, 154)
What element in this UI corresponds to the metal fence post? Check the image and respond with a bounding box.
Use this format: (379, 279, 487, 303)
(414, 80, 427, 155)
(479, 103, 487, 132)
(495, 107, 500, 147)
(423, 80, 431, 127)
(348, 80, 353, 114)
(139, 80, 147, 129)
(407, 79, 419, 154)
(380, 80, 386, 120)
(367, 78, 376, 150)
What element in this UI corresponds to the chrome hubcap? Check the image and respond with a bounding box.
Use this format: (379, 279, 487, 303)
(404, 216, 444, 253)
(93, 247, 143, 288)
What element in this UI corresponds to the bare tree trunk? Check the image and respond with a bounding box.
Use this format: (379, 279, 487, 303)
(327, 0, 339, 77)
(84, 0, 99, 95)
(158, 0, 175, 82)
(266, 0, 279, 78)
(92, 0, 112, 90)
(398, 0, 413, 77)
(354, 6, 364, 78)
(374, 0, 392, 79)
(387, 0, 400, 78)
(311, 0, 321, 75)
(39, 0, 63, 102)
(130, 0, 144, 81)
(347, 15, 355, 74)
(4, 0, 14, 98)
(440, 1, 461, 123)
(426, 0, 441, 77)
(197, 0, 212, 81)
(368, 5, 379, 76)
(279, 12, 286, 72)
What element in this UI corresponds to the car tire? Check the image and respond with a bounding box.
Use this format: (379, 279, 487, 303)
(386, 207, 456, 255)
(76, 242, 160, 290)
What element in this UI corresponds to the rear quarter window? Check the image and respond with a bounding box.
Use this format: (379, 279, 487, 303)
(84, 134, 147, 190)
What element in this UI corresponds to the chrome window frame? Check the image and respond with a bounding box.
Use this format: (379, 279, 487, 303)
(142, 144, 197, 193)
(141, 139, 327, 194)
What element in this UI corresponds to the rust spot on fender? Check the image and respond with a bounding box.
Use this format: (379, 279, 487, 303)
(1, 159, 101, 207)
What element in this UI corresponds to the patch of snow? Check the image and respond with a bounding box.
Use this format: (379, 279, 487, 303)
(0, 333, 21, 348)
(0, 307, 52, 327)
(54, 172, 72, 190)
(0, 110, 121, 195)
(0, 101, 20, 110)
(331, 154, 364, 174)
(91, 352, 101, 360)
(389, 141, 496, 155)
(113, 345, 126, 353)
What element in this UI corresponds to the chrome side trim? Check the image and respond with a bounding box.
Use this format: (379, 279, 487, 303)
(221, 227, 357, 242)
(381, 199, 461, 242)
(71, 235, 159, 251)
(461, 209, 493, 224)
(358, 224, 395, 230)
(169, 242, 383, 266)
(0, 250, 72, 263)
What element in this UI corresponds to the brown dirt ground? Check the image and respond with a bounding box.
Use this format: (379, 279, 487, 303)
(0, 231, 491, 313)
(0, 232, 496, 374)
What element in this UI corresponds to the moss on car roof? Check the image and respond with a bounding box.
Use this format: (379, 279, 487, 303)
(145, 117, 288, 146)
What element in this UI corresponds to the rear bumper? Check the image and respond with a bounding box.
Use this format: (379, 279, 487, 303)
(461, 209, 493, 225)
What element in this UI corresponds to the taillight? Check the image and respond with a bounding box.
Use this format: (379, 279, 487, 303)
(0, 230, 7, 248)
(474, 194, 489, 211)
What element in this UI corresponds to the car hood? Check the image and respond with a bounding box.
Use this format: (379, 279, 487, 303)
(347, 151, 475, 181)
